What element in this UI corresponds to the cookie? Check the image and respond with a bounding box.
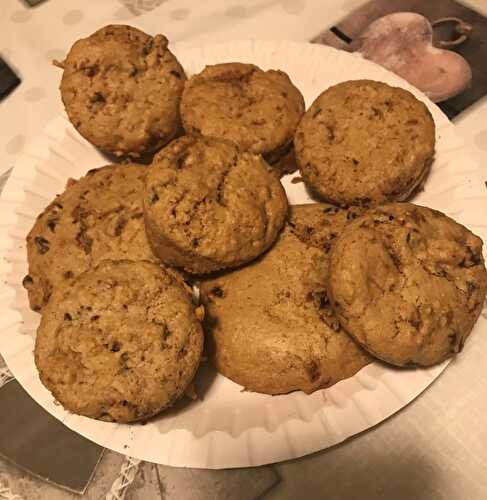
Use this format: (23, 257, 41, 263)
(57, 25, 186, 157)
(144, 135, 288, 274)
(180, 63, 305, 163)
(295, 80, 435, 207)
(35, 260, 204, 423)
(328, 203, 487, 367)
(200, 204, 371, 395)
(24, 163, 156, 311)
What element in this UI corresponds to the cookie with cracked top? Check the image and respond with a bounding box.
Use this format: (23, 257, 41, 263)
(180, 62, 305, 164)
(35, 260, 204, 423)
(144, 135, 288, 274)
(327, 202, 487, 367)
(57, 24, 186, 157)
(24, 163, 157, 312)
(200, 203, 371, 395)
(295, 80, 435, 207)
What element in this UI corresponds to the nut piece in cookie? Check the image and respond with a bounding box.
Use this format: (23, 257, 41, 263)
(327, 202, 487, 367)
(57, 24, 186, 157)
(180, 62, 305, 164)
(200, 203, 371, 395)
(144, 135, 289, 274)
(24, 163, 156, 312)
(35, 260, 204, 423)
(295, 80, 435, 207)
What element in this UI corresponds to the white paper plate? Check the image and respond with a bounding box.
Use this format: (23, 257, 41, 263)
(1, 40, 486, 469)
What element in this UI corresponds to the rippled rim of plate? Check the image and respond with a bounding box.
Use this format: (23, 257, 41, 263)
(0, 40, 486, 468)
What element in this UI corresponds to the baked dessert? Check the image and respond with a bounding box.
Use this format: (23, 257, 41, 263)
(24, 163, 156, 311)
(56, 24, 186, 157)
(295, 80, 435, 206)
(35, 260, 204, 423)
(200, 203, 371, 395)
(180, 62, 305, 164)
(144, 135, 288, 274)
(328, 203, 487, 367)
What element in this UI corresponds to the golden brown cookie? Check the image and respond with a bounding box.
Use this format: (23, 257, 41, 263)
(35, 260, 204, 423)
(57, 25, 186, 157)
(328, 203, 487, 367)
(24, 163, 156, 312)
(180, 63, 305, 163)
(144, 135, 288, 274)
(295, 80, 435, 207)
(200, 204, 371, 395)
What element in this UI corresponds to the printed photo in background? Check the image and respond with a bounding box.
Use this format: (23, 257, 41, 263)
(312, 0, 487, 119)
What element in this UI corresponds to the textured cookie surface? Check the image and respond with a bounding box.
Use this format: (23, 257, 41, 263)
(24, 163, 156, 311)
(295, 80, 435, 206)
(59, 24, 185, 157)
(35, 260, 203, 423)
(200, 204, 371, 395)
(328, 203, 487, 367)
(180, 63, 304, 162)
(144, 135, 288, 274)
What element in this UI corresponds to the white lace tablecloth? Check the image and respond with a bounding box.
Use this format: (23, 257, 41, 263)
(1, 0, 487, 499)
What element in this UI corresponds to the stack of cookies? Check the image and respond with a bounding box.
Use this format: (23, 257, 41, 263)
(24, 24, 487, 423)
